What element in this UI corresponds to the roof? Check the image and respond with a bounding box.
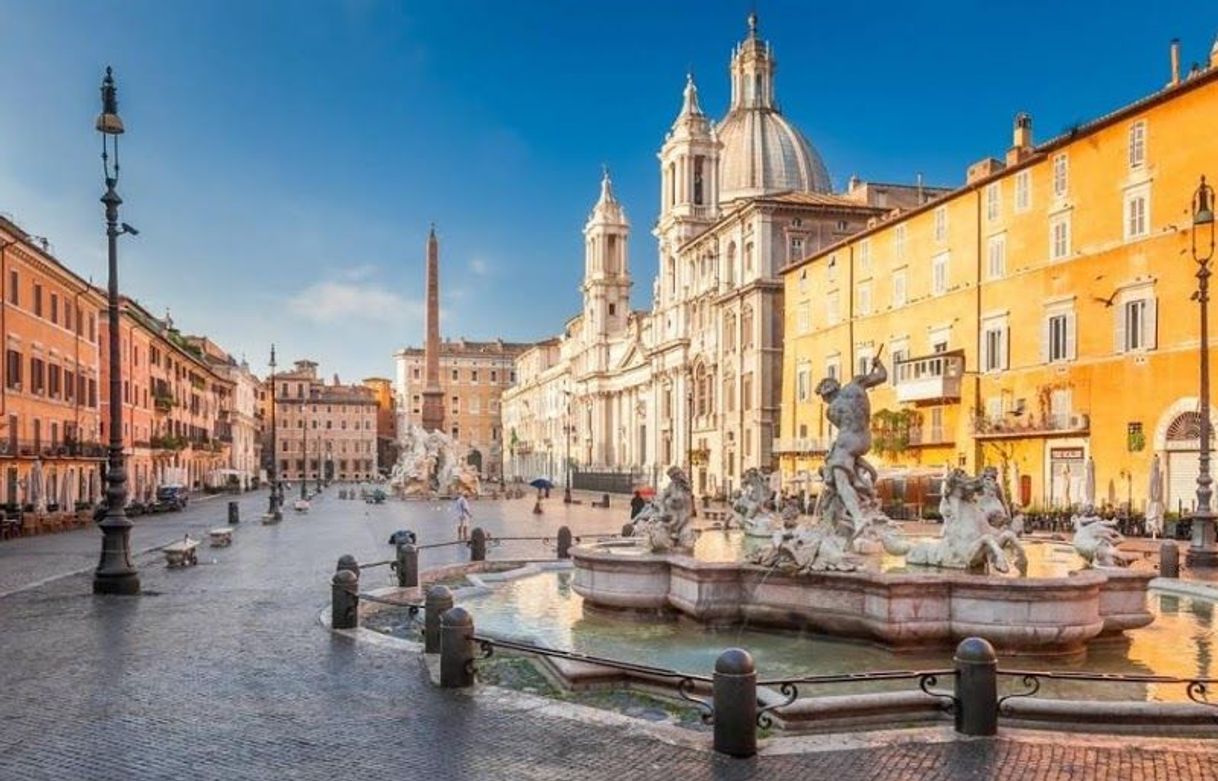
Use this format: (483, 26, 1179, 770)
(397, 338, 533, 357)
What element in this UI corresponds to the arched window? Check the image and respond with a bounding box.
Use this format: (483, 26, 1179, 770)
(1166, 411, 1205, 447)
(694, 364, 713, 417)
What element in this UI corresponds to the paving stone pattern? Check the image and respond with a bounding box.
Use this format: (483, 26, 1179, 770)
(0, 490, 1215, 780)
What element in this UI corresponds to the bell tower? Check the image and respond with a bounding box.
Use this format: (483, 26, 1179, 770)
(582, 168, 631, 343)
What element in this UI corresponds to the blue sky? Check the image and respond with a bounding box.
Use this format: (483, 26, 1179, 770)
(0, 1, 1213, 381)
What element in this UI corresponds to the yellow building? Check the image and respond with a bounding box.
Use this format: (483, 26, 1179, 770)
(781, 41, 1218, 513)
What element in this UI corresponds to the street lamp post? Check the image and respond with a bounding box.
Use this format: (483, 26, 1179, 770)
(267, 345, 282, 520)
(686, 378, 696, 518)
(301, 387, 309, 501)
(1189, 175, 1217, 566)
(315, 431, 322, 494)
(563, 390, 572, 503)
(92, 67, 140, 596)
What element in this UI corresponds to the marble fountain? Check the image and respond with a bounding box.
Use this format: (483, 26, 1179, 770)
(572, 360, 1154, 656)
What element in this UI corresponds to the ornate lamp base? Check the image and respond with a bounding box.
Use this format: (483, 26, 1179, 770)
(1186, 511, 1218, 568)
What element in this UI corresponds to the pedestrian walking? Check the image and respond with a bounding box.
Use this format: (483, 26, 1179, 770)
(455, 493, 472, 541)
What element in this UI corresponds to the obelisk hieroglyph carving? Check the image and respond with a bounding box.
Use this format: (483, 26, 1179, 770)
(420, 224, 445, 434)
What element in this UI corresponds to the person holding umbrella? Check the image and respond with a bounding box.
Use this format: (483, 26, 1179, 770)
(529, 477, 554, 515)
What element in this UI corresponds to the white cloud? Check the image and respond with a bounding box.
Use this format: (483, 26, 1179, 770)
(469, 258, 491, 277)
(337, 263, 378, 282)
(288, 281, 422, 325)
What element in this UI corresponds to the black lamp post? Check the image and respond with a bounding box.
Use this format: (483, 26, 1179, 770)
(92, 67, 140, 596)
(315, 430, 322, 494)
(1189, 175, 1217, 566)
(267, 345, 282, 520)
(300, 387, 309, 501)
(563, 389, 572, 503)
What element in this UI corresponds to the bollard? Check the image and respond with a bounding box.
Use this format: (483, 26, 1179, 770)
(1160, 541, 1180, 578)
(622, 523, 635, 537)
(395, 542, 419, 588)
(601, 493, 610, 508)
(557, 526, 573, 559)
(425, 585, 454, 653)
(336, 554, 360, 578)
(713, 648, 757, 758)
(953, 637, 998, 736)
(470, 527, 487, 561)
(228, 500, 240, 525)
(331, 570, 359, 630)
(439, 606, 475, 688)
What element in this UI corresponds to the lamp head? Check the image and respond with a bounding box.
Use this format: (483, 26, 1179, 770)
(95, 67, 125, 136)
(1194, 183, 1214, 226)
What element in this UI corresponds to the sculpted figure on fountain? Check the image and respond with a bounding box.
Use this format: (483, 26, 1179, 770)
(1071, 505, 1134, 569)
(389, 423, 481, 498)
(629, 466, 697, 552)
(732, 468, 782, 537)
(905, 469, 1026, 573)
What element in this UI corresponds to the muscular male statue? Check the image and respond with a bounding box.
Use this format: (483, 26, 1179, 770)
(814, 355, 887, 531)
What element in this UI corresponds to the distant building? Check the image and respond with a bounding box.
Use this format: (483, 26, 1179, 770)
(362, 376, 398, 475)
(184, 336, 263, 489)
(265, 360, 377, 483)
(394, 338, 529, 479)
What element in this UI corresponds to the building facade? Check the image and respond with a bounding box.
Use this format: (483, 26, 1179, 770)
(0, 217, 107, 510)
(394, 339, 527, 479)
(271, 360, 377, 483)
(362, 376, 398, 476)
(502, 15, 941, 496)
(780, 40, 1218, 513)
(186, 336, 263, 489)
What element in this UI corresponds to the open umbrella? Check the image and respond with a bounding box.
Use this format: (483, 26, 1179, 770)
(1146, 454, 1165, 538)
(59, 468, 71, 513)
(635, 485, 657, 499)
(1084, 456, 1096, 508)
(529, 477, 555, 490)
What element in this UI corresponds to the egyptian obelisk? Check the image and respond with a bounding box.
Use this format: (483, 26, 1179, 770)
(420, 224, 445, 433)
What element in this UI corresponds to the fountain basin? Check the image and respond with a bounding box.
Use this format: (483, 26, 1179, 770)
(571, 543, 1154, 655)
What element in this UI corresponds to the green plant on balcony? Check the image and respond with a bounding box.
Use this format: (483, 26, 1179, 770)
(150, 434, 186, 451)
(871, 408, 922, 457)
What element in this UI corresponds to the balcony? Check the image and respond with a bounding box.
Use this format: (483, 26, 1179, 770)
(772, 437, 830, 455)
(0, 440, 107, 459)
(973, 412, 1090, 440)
(894, 353, 964, 404)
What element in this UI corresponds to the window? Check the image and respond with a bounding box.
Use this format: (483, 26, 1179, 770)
(796, 302, 811, 334)
(1128, 121, 1146, 169)
(981, 317, 1009, 372)
(723, 377, 735, 413)
(894, 224, 907, 259)
(6, 270, 16, 306)
(891, 269, 907, 308)
(451, 369, 459, 382)
(836, 220, 848, 232)
(1052, 154, 1068, 197)
(741, 373, 753, 411)
(741, 306, 754, 348)
(451, 395, 459, 413)
(48, 365, 61, 398)
(50, 293, 58, 325)
(933, 207, 947, 242)
(723, 313, 736, 352)
(1124, 185, 1149, 240)
(1050, 214, 1071, 261)
(788, 236, 804, 263)
(985, 183, 1001, 222)
(796, 364, 811, 402)
(1118, 296, 1157, 352)
(827, 255, 838, 283)
(33, 283, 42, 317)
(471, 370, 479, 383)
(744, 242, 754, 274)
(469, 397, 480, 414)
(825, 356, 841, 381)
(30, 357, 45, 394)
(1015, 170, 1031, 212)
(608, 303, 616, 316)
(5, 350, 21, 389)
(826, 291, 840, 325)
(986, 235, 1006, 279)
(857, 281, 872, 316)
(693, 155, 705, 205)
(798, 269, 808, 293)
(412, 367, 420, 380)
(858, 240, 871, 274)
(1045, 312, 1076, 363)
(932, 253, 949, 296)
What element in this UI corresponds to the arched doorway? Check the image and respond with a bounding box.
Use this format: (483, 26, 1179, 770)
(1164, 410, 1207, 512)
(466, 448, 483, 475)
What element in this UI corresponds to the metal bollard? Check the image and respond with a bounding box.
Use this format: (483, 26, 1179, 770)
(601, 493, 610, 508)
(336, 554, 360, 578)
(395, 542, 419, 588)
(1160, 541, 1180, 578)
(557, 526, 573, 559)
(331, 570, 359, 630)
(228, 500, 239, 525)
(713, 648, 757, 758)
(440, 606, 475, 688)
(953, 637, 998, 736)
(470, 527, 487, 561)
(425, 585, 454, 653)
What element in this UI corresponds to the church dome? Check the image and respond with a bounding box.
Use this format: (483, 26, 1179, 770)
(716, 13, 832, 201)
(716, 109, 831, 200)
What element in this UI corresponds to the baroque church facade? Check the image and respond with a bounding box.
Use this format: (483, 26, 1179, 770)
(503, 15, 942, 496)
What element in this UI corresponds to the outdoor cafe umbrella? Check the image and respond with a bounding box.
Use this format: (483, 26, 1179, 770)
(1147, 454, 1166, 538)
(59, 468, 72, 512)
(1084, 456, 1096, 508)
(30, 460, 46, 515)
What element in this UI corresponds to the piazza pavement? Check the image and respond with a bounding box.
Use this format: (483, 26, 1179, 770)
(0, 489, 1215, 780)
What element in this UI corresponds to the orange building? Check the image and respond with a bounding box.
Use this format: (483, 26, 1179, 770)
(362, 376, 397, 476)
(0, 216, 107, 517)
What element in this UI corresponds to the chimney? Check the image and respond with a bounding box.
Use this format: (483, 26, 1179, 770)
(1170, 38, 1181, 87)
(1006, 113, 1034, 165)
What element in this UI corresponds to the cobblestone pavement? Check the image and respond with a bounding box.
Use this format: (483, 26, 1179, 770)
(1, 489, 1216, 780)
